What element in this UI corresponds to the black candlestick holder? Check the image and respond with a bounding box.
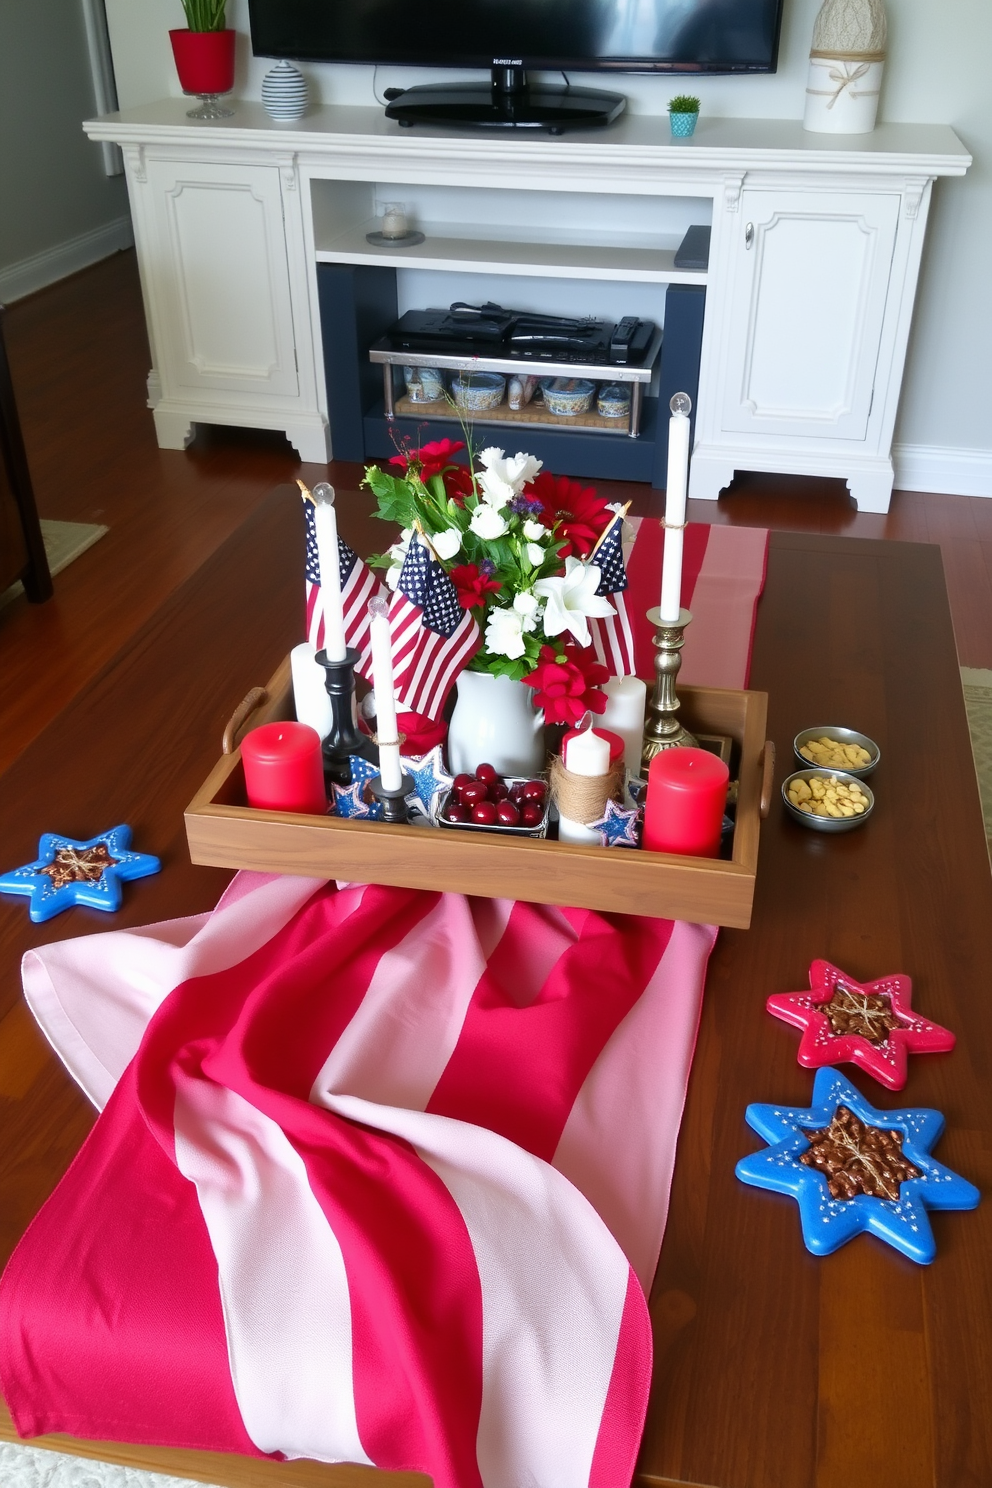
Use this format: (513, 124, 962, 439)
(315, 646, 378, 786)
(368, 771, 416, 824)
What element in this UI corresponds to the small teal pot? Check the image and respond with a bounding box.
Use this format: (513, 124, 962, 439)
(669, 110, 699, 139)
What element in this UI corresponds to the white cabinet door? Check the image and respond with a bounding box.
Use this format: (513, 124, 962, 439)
(144, 159, 299, 402)
(720, 189, 899, 441)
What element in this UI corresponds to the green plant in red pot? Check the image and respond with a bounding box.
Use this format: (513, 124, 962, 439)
(170, 0, 236, 119)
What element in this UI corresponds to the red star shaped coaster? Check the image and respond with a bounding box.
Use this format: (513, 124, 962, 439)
(766, 960, 955, 1091)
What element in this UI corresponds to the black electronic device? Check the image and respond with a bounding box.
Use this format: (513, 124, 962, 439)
(248, 0, 785, 132)
(388, 307, 510, 350)
(674, 225, 712, 271)
(386, 304, 656, 366)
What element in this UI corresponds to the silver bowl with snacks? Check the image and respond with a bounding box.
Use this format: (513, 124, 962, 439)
(782, 768, 875, 833)
(793, 726, 879, 778)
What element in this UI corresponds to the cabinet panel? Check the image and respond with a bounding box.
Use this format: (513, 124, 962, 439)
(145, 160, 299, 400)
(721, 190, 899, 441)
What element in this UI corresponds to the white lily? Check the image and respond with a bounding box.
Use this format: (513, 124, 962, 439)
(477, 448, 543, 505)
(534, 556, 615, 648)
(485, 606, 528, 659)
(469, 503, 509, 540)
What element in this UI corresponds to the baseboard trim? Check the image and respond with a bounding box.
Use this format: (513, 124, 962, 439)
(0, 216, 134, 303)
(893, 443, 992, 499)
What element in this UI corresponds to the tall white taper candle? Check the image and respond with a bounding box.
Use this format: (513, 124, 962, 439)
(659, 393, 692, 623)
(312, 482, 347, 662)
(368, 597, 403, 792)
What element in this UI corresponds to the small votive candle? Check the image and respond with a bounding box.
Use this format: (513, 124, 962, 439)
(643, 746, 729, 857)
(241, 721, 327, 815)
(380, 202, 409, 238)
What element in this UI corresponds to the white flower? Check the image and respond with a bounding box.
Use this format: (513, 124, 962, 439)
(430, 527, 462, 561)
(526, 542, 546, 567)
(522, 519, 548, 541)
(513, 591, 540, 631)
(384, 527, 413, 589)
(477, 448, 543, 505)
(469, 504, 509, 540)
(534, 556, 615, 647)
(485, 606, 528, 659)
(385, 564, 403, 591)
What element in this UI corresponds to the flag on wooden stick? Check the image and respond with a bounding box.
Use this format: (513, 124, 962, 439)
(383, 537, 482, 720)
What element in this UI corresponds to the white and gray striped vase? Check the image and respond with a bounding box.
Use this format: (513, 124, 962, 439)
(261, 60, 309, 121)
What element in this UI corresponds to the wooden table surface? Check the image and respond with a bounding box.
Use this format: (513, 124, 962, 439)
(1, 488, 990, 1488)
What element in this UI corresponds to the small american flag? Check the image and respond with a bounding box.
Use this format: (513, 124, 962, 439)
(303, 496, 385, 679)
(384, 538, 481, 720)
(586, 513, 636, 676)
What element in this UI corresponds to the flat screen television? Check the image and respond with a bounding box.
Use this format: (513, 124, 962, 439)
(248, 0, 784, 132)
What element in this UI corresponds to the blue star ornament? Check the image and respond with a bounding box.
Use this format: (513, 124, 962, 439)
(0, 826, 161, 924)
(331, 755, 384, 820)
(735, 1067, 979, 1265)
(590, 796, 642, 848)
(401, 745, 454, 821)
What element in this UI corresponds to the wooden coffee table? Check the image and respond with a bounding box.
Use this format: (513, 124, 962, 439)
(1, 491, 990, 1488)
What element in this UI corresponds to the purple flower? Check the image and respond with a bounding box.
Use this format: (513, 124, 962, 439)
(508, 493, 545, 518)
(480, 558, 497, 577)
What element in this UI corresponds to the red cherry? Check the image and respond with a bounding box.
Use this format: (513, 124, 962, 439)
(521, 780, 547, 802)
(461, 780, 489, 806)
(509, 781, 527, 802)
(472, 801, 497, 825)
(490, 781, 509, 802)
(445, 803, 469, 822)
(520, 802, 543, 828)
(496, 800, 520, 827)
(453, 773, 473, 791)
(475, 763, 498, 783)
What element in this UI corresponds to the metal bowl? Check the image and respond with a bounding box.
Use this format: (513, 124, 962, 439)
(782, 768, 875, 833)
(437, 779, 549, 838)
(793, 726, 880, 778)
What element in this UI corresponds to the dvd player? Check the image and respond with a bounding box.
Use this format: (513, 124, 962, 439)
(387, 304, 656, 367)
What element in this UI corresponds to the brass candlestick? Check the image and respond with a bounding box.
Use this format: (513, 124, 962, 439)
(641, 605, 699, 770)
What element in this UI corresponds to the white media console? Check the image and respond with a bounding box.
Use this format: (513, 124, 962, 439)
(84, 100, 969, 511)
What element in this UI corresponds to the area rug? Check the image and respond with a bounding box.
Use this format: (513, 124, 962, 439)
(962, 667, 992, 849)
(0, 520, 108, 609)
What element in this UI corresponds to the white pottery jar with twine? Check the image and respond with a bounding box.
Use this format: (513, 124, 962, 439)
(803, 0, 886, 134)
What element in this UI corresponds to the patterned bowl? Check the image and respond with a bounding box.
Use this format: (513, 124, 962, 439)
(452, 371, 505, 412)
(542, 378, 595, 416)
(596, 383, 632, 418)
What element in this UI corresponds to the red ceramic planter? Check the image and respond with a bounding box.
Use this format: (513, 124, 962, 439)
(169, 28, 236, 95)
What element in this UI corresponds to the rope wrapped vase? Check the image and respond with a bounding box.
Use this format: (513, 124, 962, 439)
(803, 0, 886, 135)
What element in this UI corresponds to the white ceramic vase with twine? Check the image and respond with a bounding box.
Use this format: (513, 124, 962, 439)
(803, 0, 886, 134)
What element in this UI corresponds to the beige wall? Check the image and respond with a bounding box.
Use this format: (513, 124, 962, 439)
(105, 0, 992, 485)
(0, 0, 129, 285)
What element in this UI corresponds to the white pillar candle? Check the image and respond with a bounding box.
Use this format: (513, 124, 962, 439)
(558, 726, 612, 845)
(291, 641, 334, 740)
(368, 597, 403, 792)
(380, 203, 409, 238)
(601, 674, 648, 775)
(312, 482, 347, 663)
(660, 394, 692, 623)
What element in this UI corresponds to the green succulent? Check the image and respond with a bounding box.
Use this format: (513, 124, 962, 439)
(668, 94, 701, 114)
(180, 0, 226, 31)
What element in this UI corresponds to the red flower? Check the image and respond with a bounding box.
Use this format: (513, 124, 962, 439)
(389, 438, 466, 482)
(443, 461, 476, 507)
(525, 472, 611, 559)
(450, 562, 503, 610)
(522, 643, 610, 726)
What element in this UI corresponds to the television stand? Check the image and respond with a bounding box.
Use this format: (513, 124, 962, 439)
(384, 66, 625, 134)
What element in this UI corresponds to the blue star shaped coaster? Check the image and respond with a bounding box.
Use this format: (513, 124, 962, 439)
(401, 745, 454, 822)
(735, 1067, 979, 1264)
(0, 826, 161, 924)
(331, 755, 384, 820)
(590, 796, 642, 848)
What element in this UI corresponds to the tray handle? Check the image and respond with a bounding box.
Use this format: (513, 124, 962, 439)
(759, 740, 776, 819)
(222, 687, 269, 755)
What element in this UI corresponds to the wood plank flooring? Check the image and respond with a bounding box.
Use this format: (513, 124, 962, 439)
(2, 249, 990, 781)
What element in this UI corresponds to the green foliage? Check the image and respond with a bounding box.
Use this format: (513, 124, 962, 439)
(180, 0, 227, 32)
(668, 94, 701, 114)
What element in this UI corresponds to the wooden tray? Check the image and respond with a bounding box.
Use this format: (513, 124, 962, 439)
(185, 658, 773, 928)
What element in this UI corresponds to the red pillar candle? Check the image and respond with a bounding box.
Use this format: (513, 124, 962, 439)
(241, 722, 327, 815)
(643, 747, 729, 857)
(561, 727, 625, 766)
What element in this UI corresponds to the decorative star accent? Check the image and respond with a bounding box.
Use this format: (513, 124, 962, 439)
(331, 756, 384, 820)
(401, 745, 454, 822)
(590, 796, 642, 848)
(766, 960, 955, 1091)
(735, 1066, 979, 1265)
(0, 826, 161, 923)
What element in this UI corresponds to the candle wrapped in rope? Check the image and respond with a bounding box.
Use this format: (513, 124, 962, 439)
(549, 752, 625, 831)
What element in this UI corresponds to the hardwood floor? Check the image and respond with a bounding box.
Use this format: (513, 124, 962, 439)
(2, 248, 991, 779)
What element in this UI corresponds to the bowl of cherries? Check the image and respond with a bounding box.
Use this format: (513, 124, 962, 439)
(438, 764, 550, 837)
